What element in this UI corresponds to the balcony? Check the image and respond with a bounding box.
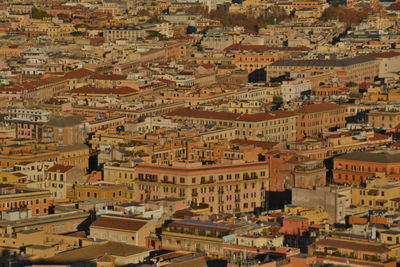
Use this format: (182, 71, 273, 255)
(192, 192, 198, 197)
(243, 175, 258, 180)
(218, 189, 224, 194)
(161, 180, 175, 184)
(163, 228, 224, 241)
(200, 180, 214, 184)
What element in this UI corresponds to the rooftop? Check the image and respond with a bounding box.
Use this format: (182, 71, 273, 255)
(336, 151, 400, 163)
(270, 55, 375, 67)
(166, 108, 296, 122)
(91, 216, 149, 231)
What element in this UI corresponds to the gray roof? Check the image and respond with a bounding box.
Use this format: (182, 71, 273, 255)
(270, 56, 375, 67)
(337, 151, 400, 163)
(58, 143, 89, 152)
(46, 115, 84, 128)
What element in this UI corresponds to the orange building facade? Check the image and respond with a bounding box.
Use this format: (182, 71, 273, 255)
(134, 161, 269, 214)
(333, 151, 400, 184)
(296, 103, 347, 139)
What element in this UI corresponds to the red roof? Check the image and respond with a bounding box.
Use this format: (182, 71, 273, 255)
(201, 63, 215, 69)
(91, 216, 148, 231)
(230, 139, 278, 149)
(64, 68, 94, 79)
(297, 103, 346, 113)
(13, 172, 27, 177)
(47, 164, 74, 173)
(367, 51, 400, 58)
(368, 133, 390, 141)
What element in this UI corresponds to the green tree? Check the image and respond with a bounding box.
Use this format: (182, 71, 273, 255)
(146, 30, 168, 40)
(273, 96, 283, 105)
(31, 7, 52, 19)
(320, 6, 371, 26)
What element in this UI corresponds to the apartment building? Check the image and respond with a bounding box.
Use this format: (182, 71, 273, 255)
(267, 56, 379, 84)
(351, 179, 400, 210)
(166, 108, 297, 142)
(134, 161, 269, 214)
(233, 52, 291, 73)
(296, 102, 347, 139)
(4, 108, 51, 139)
(0, 185, 50, 216)
(42, 115, 85, 146)
(368, 110, 400, 130)
(104, 164, 137, 187)
(71, 182, 133, 203)
(89, 215, 157, 247)
(103, 26, 149, 42)
(42, 165, 84, 201)
(281, 79, 312, 102)
(333, 151, 400, 184)
(162, 220, 255, 257)
(309, 236, 396, 267)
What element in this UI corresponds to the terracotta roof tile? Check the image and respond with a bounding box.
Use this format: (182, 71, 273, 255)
(64, 68, 94, 79)
(91, 216, 148, 231)
(44, 241, 149, 263)
(297, 103, 346, 113)
(47, 164, 74, 173)
(367, 51, 400, 58)
(230, 139, 278, 149)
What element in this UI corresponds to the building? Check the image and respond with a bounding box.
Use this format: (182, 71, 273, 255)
(309, 236, 396, 267)
(279, 217, 309, 236)
(0, 185, 50, 216)
(103, 26, 147, 42)
(351, 178, 400, 210)
(0, 144, 89, 170)
(368, 52, 400, 80)
(296, 103, 347, 139)
(368, 109, 400, 130)
(293, 161, 326, 189)
(40, 241, 151, 266)
(58, 144, 90, 170)
(166, 108, 297, 142)
(42, 115, 85, 146)
(89, 215, 157, 247)
(281, 79, 312, 102)
(267, 56, 379, 84)
(43, 164, 84, 201)
(0, 210, 89, 233)
(71, 182, 132, 203)
(162, 219, 255, 257)
(333, 151, 400, 184)
(292, 186, 351, 224)
(4, 108, 50, 140)
(133, 161, 269, 214)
